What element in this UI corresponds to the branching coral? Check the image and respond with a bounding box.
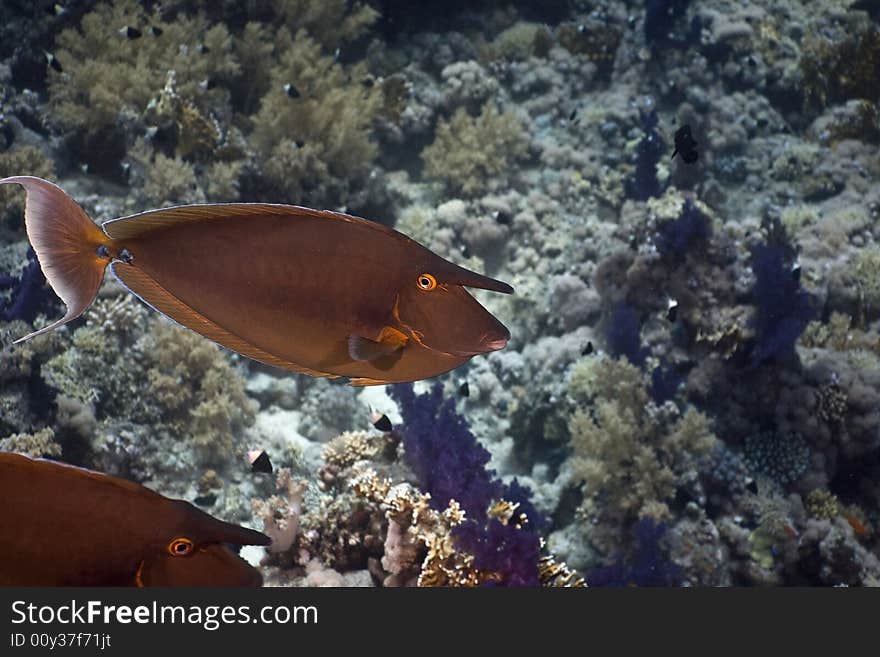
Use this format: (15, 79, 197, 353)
(322, 430, 385, 471)
(0, 145, 55, 223)
(42, 311, 255, 467)
(421, 101, 529, 196)
(142, 321, 256, 463)
(800, 18, 880, 110)
(252, 468, 306, 554)
(566, 355, 717, 551)
(47, 0, 385, 206)
(249, 28, 382, 205)
(269, 0, 378, 51)
(49, 0, 239, 143)
(352, 468, 541, 586)
(0, 427, 61, 458)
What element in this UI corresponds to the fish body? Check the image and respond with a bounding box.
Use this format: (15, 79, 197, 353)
(0, 452, 268, 586)
(671, 124, 699, 164)
(0, 177, 512, 385)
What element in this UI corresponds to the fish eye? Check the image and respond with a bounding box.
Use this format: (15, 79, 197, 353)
(417, 273, 437, 290)
(168, 537, 194, 557)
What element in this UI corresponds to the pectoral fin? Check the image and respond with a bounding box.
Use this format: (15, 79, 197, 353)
(348, 326, 409, 362)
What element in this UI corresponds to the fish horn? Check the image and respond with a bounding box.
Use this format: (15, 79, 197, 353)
(445, 261, 514, 294)
(177, 501, 271, 546)
(212, 522, 272, 547)
(0, 176, 112, 343)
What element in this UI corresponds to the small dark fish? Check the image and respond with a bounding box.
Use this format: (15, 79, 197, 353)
(0, 452, 268, 586)
(666, 298, 679, 323)
(119, 25, 142, 39)
(2, 177, 511, 384)
(361, 77, 375, 88)
(582, 340, 594, 356)
(791, 263, 801, 283)
(196, 43, 210, 54)
(284, 83, 301, 98)
(371, 412, 393, 432)
(45, 51, 62, 73)
(493, 210, 512, 225)
(149, 26, 163, 37)
(294, 139, 305, 148)
(745, 478, 758, 495)
(671, 124, 699, 164)
(193, 493, 216, 507)
(569, 109, 577, 122)
(458, 380, 470, 397)
(247, 449, 273, 474)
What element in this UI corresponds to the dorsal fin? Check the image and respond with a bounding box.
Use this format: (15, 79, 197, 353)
(111, 261, 339, 380)
(102, 202, 396, 241)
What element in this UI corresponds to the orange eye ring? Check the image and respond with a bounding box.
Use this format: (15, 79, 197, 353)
(168, 537, 194, 557)
(417, 273, 437, 291)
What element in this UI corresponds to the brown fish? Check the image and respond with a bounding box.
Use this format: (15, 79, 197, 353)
(0, 451, 269, 586)
(0, 176, 512, 385)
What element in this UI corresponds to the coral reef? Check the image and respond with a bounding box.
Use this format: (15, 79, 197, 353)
(1, 0, 879, 588)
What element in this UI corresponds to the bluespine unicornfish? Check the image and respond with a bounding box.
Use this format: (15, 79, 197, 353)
(0, 176, 513, 385)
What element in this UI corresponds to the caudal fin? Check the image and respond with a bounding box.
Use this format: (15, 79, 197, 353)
(0, 176, 110, 343)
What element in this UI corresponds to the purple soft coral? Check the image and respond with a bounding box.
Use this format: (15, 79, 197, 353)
(587, 518, 680, 587)
(389, 383, 545, 586)
(1, 248, 56, 323)
(389, 382, 502, 520)
(453, 518, 541, 587)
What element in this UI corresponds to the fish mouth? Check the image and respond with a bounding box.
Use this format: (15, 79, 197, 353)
(482, 337, 509, 351)
(480, 327, 510, 352)
(452, 332, 508, 356)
